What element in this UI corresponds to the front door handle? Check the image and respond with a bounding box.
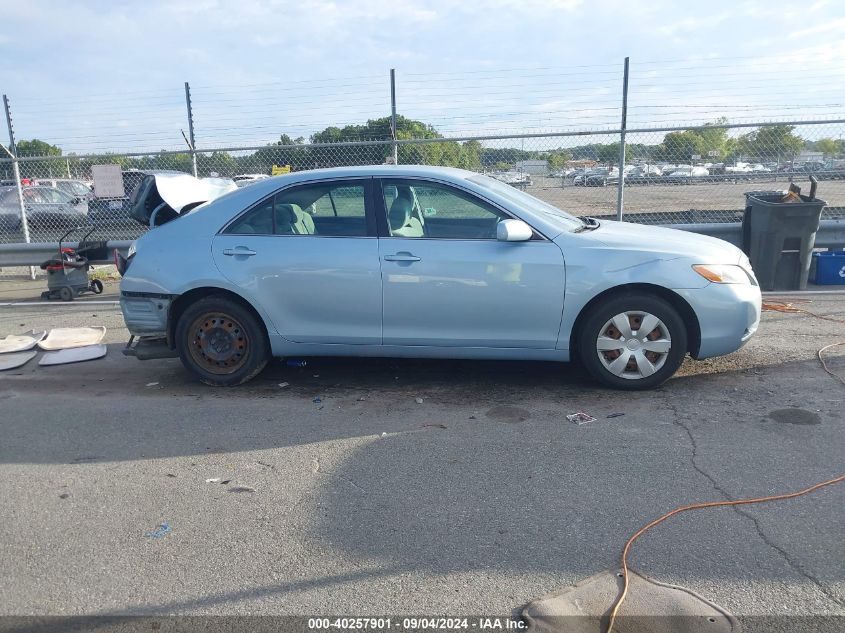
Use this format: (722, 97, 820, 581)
(223, 247, 257, 257)
(383, 253, 420, 262)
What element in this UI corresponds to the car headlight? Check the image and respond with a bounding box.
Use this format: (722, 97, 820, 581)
(692, 264, 755, 284)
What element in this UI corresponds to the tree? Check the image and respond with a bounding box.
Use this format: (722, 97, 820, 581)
(736, 125, 804, 161)
(657, 130, 713, 162)
(653, 119, 735, 162)
(198, 151, 237, 177)
(596, 142, 621, 164)
(278, 134, 305, 146)
(16, 139, 62, 157)
(814, 138, 841, 157)
(547, 150, 572, 170)
(692, 118, 732, 158)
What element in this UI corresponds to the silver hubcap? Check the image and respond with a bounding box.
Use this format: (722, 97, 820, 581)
(596, 311, 671, 380)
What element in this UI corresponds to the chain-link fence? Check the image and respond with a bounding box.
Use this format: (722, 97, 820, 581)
(2, 59, 845, 261)
(2, 119, 844, 250)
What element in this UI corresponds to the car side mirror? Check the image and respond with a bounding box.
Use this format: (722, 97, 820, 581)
(497, 219, 533, 242)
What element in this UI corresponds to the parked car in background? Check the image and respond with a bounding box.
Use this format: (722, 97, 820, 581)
(120, 165, 761, 391)
(803, 161, 827, 172)
(585, 167, 619, 187)
(0, 185, 88, 232)
(233, 174, 271, 187)
(489, 171, 532, 188)
(573, 168, 609, 186)
(628, 164, 663, 178)
(666, 166, 710, 182)
(34, 178, 94, 200)
(0, 186, 21, 231)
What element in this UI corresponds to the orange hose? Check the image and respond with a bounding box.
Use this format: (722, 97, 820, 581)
(762, 301, 845, 324)
(762, 301, 845, 383)
(606, 474, 845, 633)
(819, 342, 845, 385)
(606, 298, 845, 633)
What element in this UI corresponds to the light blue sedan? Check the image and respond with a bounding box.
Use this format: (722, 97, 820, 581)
(120, 165, 761, 389)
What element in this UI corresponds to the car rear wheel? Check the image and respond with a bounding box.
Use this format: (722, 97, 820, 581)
(577, 292, 687, 390)
(176, 296, 269, 386)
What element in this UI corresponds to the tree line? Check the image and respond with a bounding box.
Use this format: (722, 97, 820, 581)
(8, 116, 838, 181)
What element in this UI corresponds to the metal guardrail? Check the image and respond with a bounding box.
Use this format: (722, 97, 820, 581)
(602, 210, 845, 250)
(564, 169, 845, 188)
(658, 219, 845, 250)
(0, 220, 842, 268)
(0, 240, 132, 267)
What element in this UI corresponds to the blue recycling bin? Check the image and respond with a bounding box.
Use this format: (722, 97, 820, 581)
(812, 251, 845, 285)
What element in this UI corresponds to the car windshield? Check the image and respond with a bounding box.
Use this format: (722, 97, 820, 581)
(467, 174, 583, 230)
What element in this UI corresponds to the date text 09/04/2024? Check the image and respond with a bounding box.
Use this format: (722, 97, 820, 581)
(308, 617, 527, 630)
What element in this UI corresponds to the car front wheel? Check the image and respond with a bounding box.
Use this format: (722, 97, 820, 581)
(578, 292, 687, 390)
(175, 296, 270, 386)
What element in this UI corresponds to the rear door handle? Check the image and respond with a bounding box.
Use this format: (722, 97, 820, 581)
(383, 253, 420, 262)
(223, 247, 257, 257)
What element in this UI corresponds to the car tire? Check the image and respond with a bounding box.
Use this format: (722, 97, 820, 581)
(175, 295, 270, 387)
(577, 292, 687, 390)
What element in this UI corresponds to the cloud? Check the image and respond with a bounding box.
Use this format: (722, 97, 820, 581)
(656, 13, 730, 37)
(787, 16, 845, 39)
(3, 0, 845, 153)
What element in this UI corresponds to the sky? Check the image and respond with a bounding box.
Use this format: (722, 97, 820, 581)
(1, 0, 844, 154)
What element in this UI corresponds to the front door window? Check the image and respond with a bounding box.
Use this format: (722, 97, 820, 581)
(381, 179, 508, 240)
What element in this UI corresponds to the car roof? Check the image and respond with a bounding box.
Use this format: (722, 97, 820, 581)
(261, 164, 475, 186)
(222, 164, 480, 204)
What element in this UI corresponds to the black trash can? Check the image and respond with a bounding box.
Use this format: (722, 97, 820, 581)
(741, 191, 826, 291)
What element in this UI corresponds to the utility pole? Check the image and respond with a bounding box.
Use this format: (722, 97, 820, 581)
(184, 81, 198, 177)
(3, 94, 35, 279)
(390, 69, 398, 165)
(615, 57, 629, 221)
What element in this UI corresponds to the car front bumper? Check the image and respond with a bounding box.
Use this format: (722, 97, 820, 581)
(680, 281, 762, 359)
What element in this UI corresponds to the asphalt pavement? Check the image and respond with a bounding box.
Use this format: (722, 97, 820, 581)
(0, 290, 843, 631)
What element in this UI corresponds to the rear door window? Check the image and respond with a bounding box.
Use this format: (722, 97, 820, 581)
(224, 180, 371, 237)
(225, 198, 275, 235)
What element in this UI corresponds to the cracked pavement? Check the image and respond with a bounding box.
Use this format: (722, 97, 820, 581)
(0, 291, 843, 630)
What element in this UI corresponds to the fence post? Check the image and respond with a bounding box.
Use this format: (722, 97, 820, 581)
(3, 94, 35, 279)
(615, 57, 629, 221)
(390, 69, 398, 165)
(184, 81, 198, 177)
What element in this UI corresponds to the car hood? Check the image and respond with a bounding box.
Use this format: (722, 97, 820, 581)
(587, 219, 744, 264)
